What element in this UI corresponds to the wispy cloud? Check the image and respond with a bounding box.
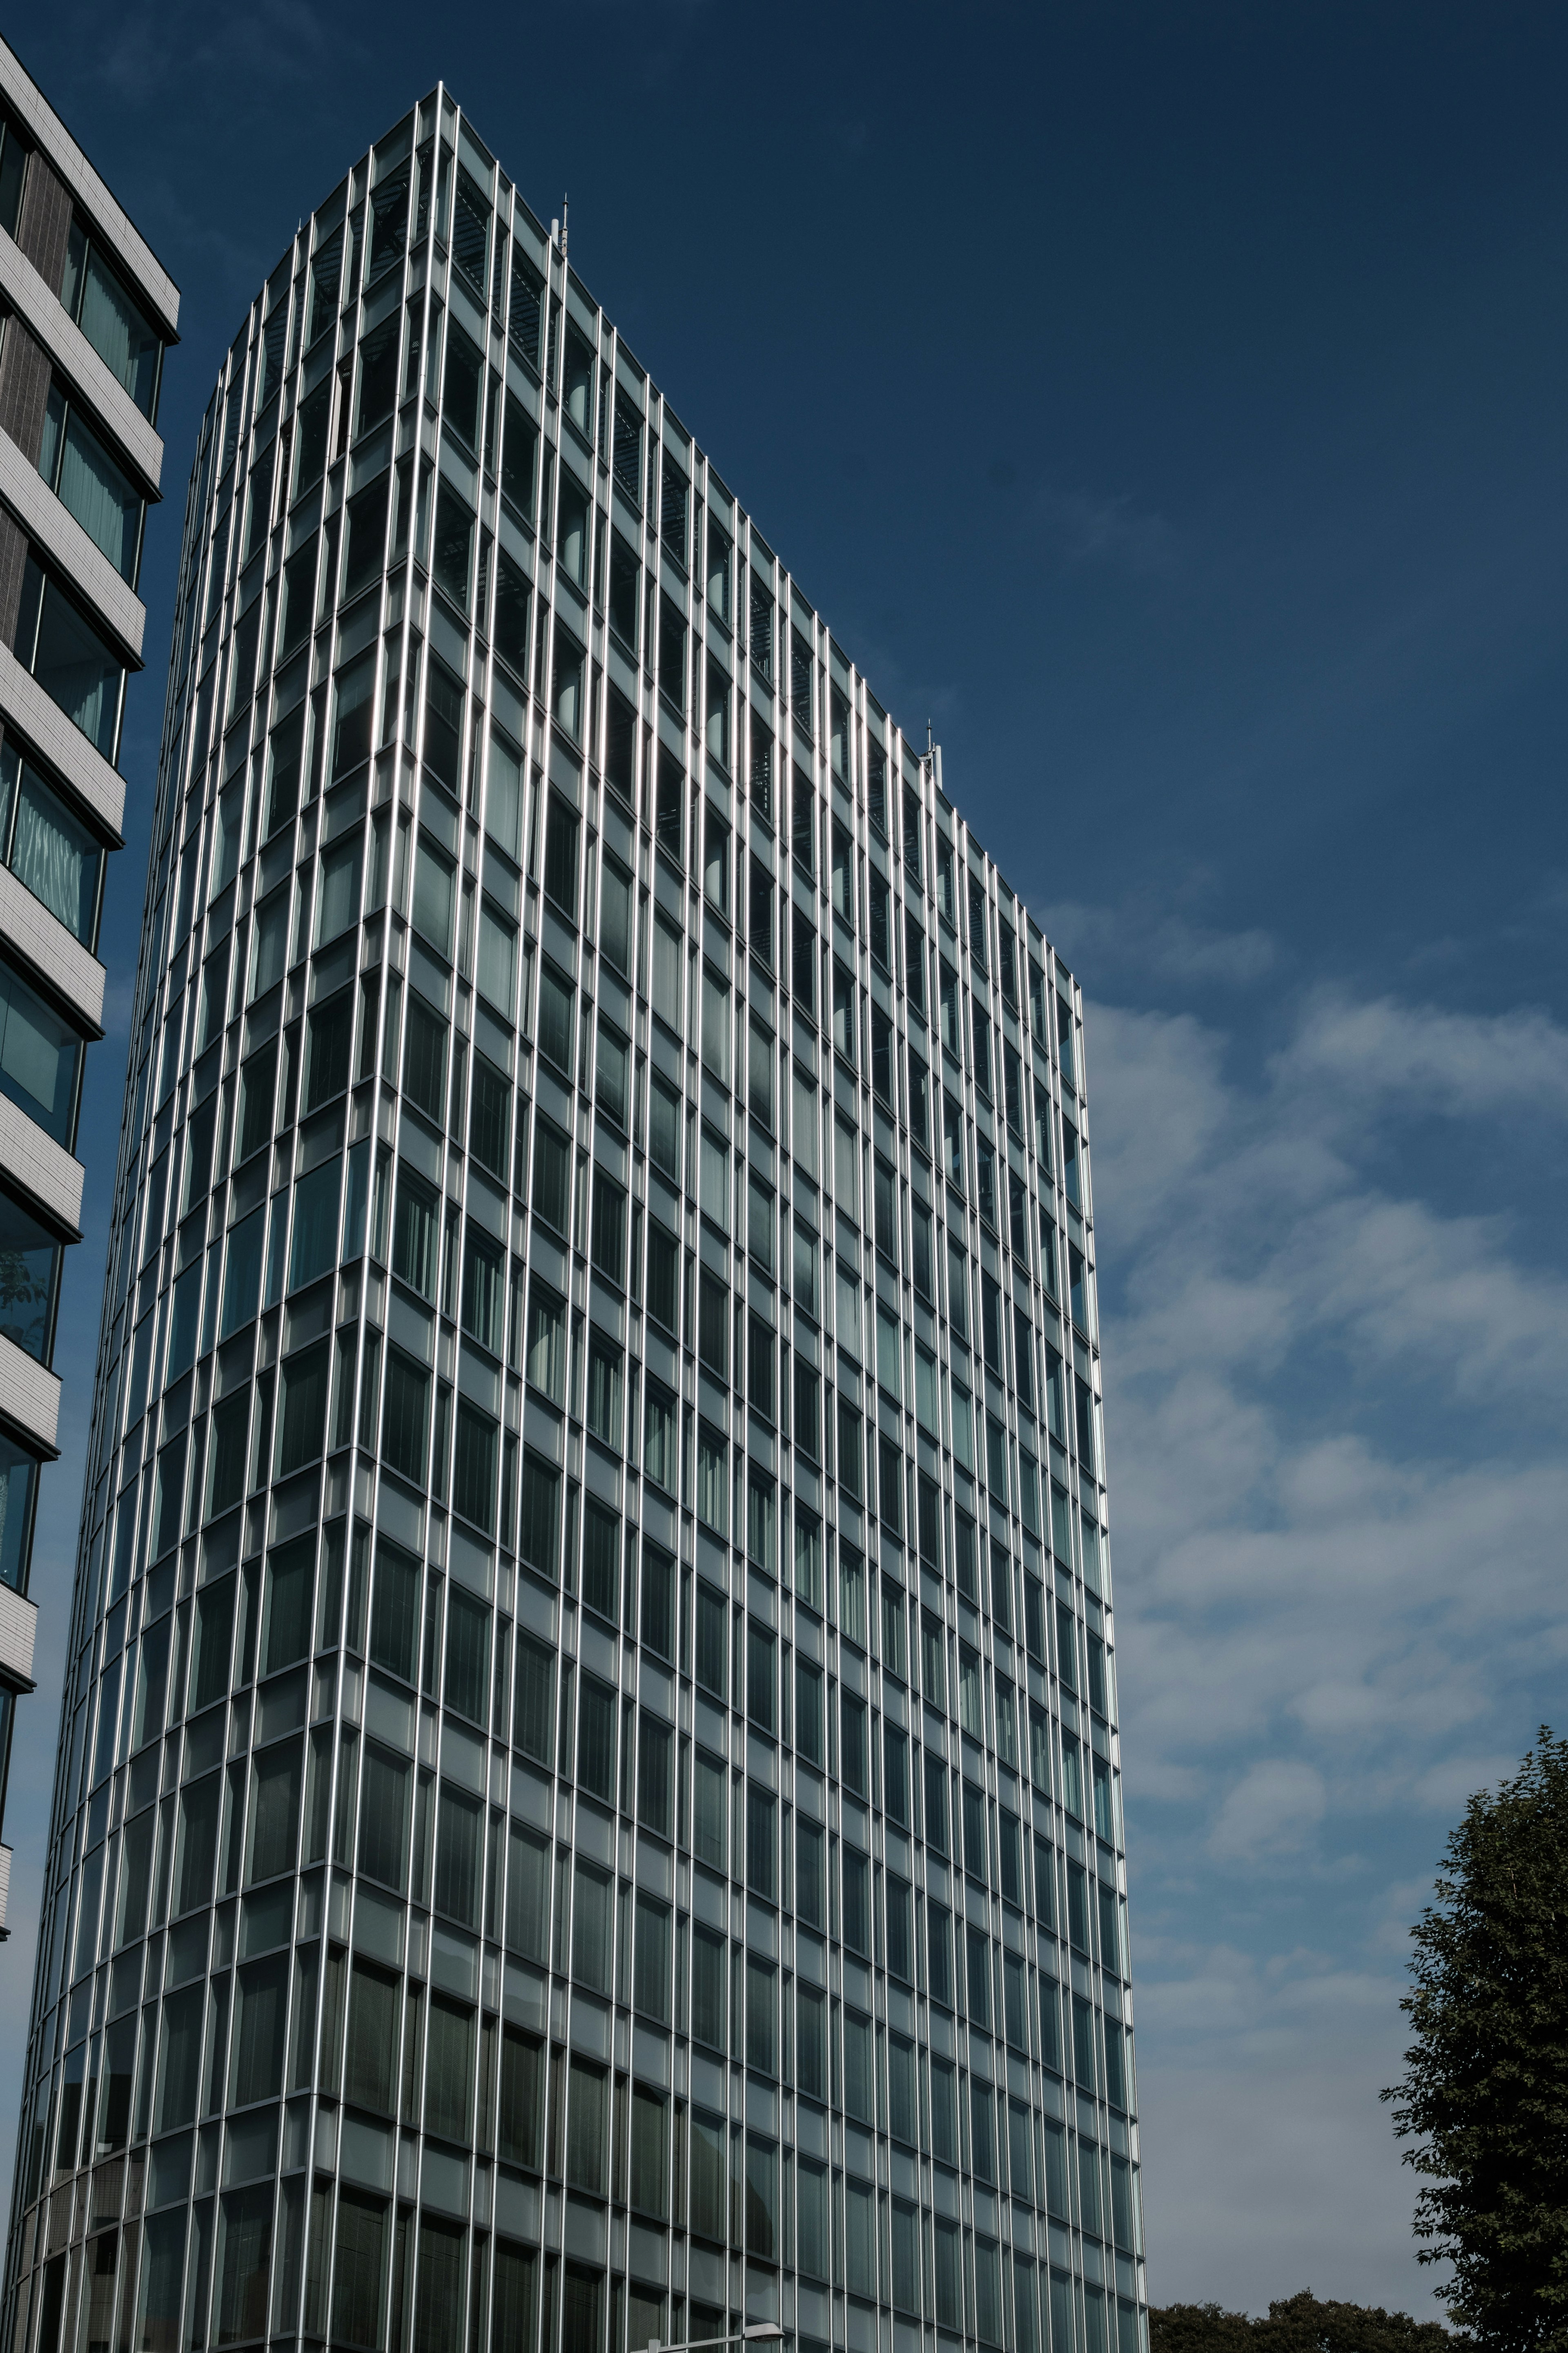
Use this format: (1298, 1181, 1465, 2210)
(1050, 899, 1278, 990)
(1280, 988, 1568, 1117)
(1038, 485, 1180, 578)
(1086, 977, 1568, 2311)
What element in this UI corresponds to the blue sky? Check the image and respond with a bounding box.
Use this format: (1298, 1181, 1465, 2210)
(5, 0, 1566, 2321)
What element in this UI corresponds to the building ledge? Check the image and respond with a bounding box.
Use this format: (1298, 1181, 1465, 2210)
(0, 638, 124, 837)
(0, 226, 164, 497)
(0, 37, 179, 344)
(0, 427, 145, 662)
(0, 1332, 59, 1456)
(0, 1090, 83, 1233)
(0, 858, 106, 1035)
(0, 1584, 37, 1695)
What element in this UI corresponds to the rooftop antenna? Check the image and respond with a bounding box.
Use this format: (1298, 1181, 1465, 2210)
(561, 193, 569, 263)
(926, 718, 934, 756)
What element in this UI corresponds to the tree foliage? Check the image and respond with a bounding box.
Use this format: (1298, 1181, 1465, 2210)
(1150, 2289, 1470, 2350)
(1383, 1726, 1568, 2349)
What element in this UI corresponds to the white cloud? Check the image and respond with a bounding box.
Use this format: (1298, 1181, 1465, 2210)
(1282, 990, 1568, 1118)
(1081, 980, 1568, 2311)
(1210, 1759, 1327, 1860)
(1037, 486, 1180, 578)
(1135, 1945, 1443, 2319)
(1047, 902, 1278, 995)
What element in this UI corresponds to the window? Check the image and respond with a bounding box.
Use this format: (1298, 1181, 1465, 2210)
(524, 1280, 566, 1404)
(691, 1931, 726, 2056)
(590, 1171, 626, 1288)
(352, 312, 401, 442)
(660, 453, 688, 567)
(0, 121, 25, 240)
(869, 877, 891, 973)
(977, 1134, 998, 1230)
(749, 717, 774, 824)
(401, 997, 446, 1124)
(799, 1355, 822, 1459)
(703, 810, 729, 921)
(833, 961, 857, 1065)
(585, 1333, 622, 1450)
(691, 1572, 729, 1702)
(0, 746, 102, 946)
(0, 1187, 62, 1367)
(473, 901, 516, 1021)
(742, 868, 774, 982)
(749, 568, 774, 677)
(552, 628, 585, 743)
(586, 1015, 626, 1133)
(612, 390, 642, 504)
(791, 907, 816, 1019)
(638, 1712, 673, 1837)
(651, 916, 683, 1033)
(694, 1128, 727, 1233)
(876, 1714, 909, 1832)
(60, 219, 162, 418)
(705, 658, 730, 771)
(746, 1786, 777, 1905)
(38, 381, 144, 583)
(599, 855, 633, 977)
(330, 651, 376, 784)
(500, 393, 537, 519)
(430, 481, 473, 612)
(608, 534, 639, 650)
(644, 1381, 677, 1493)
(644, 1534, 677, 1666)
(746, 1467, 775, 1572)
(645, 1218, 679, 1336)
(579, 1495, 619, 1625)
(566, 2055, 608, 2190)
(790, 631, 814, 737)
(381, 1349, 430, 1484)
(694, 1269, 727, 1382)
(629, 1087, 675, 1211)
(536, 964, 574, 1075)
(537, 790, 582, 917)
(658, 599, 686, 710)
(315, 835, 362, 946)
(423, 657, 465, 795)
(794, 1225, 822, 1330)
(576, 1673, 617, 1804)
(746, 1315, 774, 1425)
(706, 515, 731, 618)
(456, 1227, 503, 1361)
(514, 1633, 556, 1758)
(972, 999, 992, 1098)
(13, 558, 123, 758)
(557, 477, 590, 592)
(441, 321, 484, 451)
(0, 960, 81, 1151)
(792, 770, 815, 873)
(694, 1422, 726, 1535)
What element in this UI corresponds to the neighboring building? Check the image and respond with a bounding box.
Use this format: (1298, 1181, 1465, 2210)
(4, 81, 1143, 2353)
(0, 40, 177, 1933)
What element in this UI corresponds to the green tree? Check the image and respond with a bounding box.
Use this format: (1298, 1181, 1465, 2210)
(1150, 2289, 1469, 2349)
(1383, 1727, 1568, 2349)
(1149, 2302, 1255, 2353)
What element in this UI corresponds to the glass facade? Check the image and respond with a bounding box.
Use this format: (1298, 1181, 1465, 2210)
(0, 39, 177, 1916)
(4, 83, 1144, 2353)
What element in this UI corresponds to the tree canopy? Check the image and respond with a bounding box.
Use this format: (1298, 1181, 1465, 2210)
(1383, 1727, 1568, 2349)
(1149, 2289, 1471, 2350)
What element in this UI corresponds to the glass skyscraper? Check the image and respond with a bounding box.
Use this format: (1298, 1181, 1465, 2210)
(4, 82, 1145, 2353)
(0, 36, 177, 1927)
